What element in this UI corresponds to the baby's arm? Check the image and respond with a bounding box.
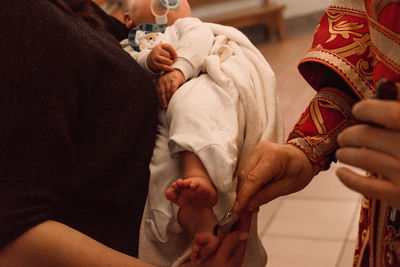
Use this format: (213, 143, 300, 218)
(172, 17, 214, 81)
(147, 43, 177, 73)
(156, 18, 214, 107)
(120, 39, 176, 74)
(157, 69, 185, 108)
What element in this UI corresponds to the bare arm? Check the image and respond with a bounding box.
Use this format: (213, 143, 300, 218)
(0, 220, 154, 267)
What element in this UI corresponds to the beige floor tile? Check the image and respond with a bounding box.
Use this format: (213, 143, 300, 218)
(288, 163, 361, 200)
(347, 204, 361, 242)
(266, 198, 359, 239)
(262, 236, 343, 267)
(337, 241, 357, 267)
(258, 198, 284, 235)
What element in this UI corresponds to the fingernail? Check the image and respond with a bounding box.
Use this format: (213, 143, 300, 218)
(352, 102, 361, 115)
(239, 232, 249, 240)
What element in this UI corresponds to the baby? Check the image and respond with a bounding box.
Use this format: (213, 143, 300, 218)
(120, 0, 237, 264)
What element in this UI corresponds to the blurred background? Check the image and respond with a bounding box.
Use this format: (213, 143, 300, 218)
(93, 1, 362, 266)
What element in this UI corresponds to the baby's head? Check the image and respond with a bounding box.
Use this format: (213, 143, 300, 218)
(122, 0, 191, 29)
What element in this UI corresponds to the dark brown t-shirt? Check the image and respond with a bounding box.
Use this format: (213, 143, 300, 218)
(0, 0, 158, 257)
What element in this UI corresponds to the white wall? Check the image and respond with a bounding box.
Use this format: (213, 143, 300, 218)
(271, 0, 331, 18)
(191, 0, 331, 20)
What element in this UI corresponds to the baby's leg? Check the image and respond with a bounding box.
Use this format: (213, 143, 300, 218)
(165, 151, 218, 207)
(178, 207, 220, 264)
(165, 151, 220, 262)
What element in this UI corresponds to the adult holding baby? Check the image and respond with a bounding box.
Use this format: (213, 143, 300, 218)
(0, 0, 248, 266)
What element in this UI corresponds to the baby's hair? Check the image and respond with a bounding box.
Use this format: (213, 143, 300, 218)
(120, 0, 132, 14)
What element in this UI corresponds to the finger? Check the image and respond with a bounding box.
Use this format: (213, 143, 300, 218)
(165, 81, 174, 104)
(234, 151, 263, 213)
(232, 211, 252, 233)
(219, 231, 248, 260)
(336, 167, 400, 208)
(157, 81, 168, 108)
(161, 43, 178, 59)
(156, 56, 174, 66)
(170, 81, 180, 96)
(235, 148, 278, 213)
(336, 147, 400, 181)
(337, 124, 400, 158)
(229, 239, 247, 267)
(352, 99, 400, 130)
(247, 179, 291, 211)
(156, 57, 174, 66)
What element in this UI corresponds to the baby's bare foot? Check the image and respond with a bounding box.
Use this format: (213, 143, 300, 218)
(165, 177, 217, 208)
(191, 232, 220, 264)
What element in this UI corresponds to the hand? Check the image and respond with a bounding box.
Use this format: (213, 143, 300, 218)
(157, 69, 185, 108)
(147, 43, 177, 73)
(181, 212, 252, 267)
(336, 87, 400, 208)
(233, 141, 316, 213)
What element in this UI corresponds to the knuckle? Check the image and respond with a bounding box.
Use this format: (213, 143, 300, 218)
(387, 106, 400, 125)
(247, 170, 260, 183)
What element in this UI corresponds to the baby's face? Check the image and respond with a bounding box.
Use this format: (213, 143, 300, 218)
(128, 0, 157, 27)
(124, 0, 191, 28)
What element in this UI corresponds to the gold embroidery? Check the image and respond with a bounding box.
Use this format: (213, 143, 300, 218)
(287, 89, 355, 164)
(326, 12, 364, 43)
(289, 129, 305, 139)
(361, 229, 368, 242)
(304, 135, 328, 146)
(330, 34, 371, 58)
(362, 196, 370, 209)
(297, 112, 309, 126)
(356, 58, 374, 81)
(310, 101, 327, 135)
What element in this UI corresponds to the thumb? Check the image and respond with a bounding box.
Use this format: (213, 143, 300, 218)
(247, 179, 289, 210)
(234, 151, 262, 213)
(235, 157, 279, 213)
(219, 231, 249, 260)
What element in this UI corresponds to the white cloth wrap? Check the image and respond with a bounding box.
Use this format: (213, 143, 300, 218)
(139, 23, 284, 267)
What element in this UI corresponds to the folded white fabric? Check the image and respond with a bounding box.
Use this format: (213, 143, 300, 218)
(139, 22, 284, 267)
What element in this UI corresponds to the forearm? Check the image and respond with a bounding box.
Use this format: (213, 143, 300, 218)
(0, 220, 154, 267)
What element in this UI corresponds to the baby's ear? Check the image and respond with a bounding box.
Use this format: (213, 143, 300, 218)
(124, 12, 135, 29)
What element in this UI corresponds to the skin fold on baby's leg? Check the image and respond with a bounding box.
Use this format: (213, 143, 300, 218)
(165, 151, 220, 263)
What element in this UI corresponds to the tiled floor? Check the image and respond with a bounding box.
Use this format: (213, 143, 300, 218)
(257, 163, 361, 267)
(255, 32, 363, 266)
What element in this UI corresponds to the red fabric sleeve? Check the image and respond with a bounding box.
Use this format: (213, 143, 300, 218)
(287, 87, 358, 170)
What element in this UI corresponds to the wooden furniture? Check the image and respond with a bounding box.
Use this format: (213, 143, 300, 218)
(93, 0, 286, 41)
(189, 0, 286, 40)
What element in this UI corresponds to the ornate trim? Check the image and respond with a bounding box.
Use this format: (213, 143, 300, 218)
(329, 0, 366, 13)
(301, 49, 375, 98)
(287, 89, 356, 168)
(369, 20, 400, 74)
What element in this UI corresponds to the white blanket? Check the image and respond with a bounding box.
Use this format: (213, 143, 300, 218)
(138, 23, 284, 267)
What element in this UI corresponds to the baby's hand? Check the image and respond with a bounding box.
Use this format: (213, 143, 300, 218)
(157, 69, 185, 108)
(147, 43, 177, 73)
